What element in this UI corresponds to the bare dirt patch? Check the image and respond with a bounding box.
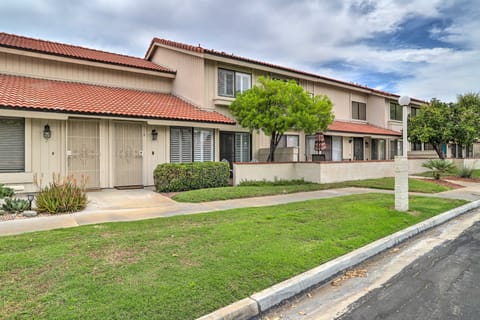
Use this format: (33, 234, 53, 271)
(443, 176, 480, 183)
(160, 192, 181, 199)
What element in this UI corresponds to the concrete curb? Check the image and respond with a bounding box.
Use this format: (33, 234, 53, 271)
(196, 199, 480, 320)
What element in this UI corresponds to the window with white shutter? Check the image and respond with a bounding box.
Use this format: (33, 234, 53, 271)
(170, 127, 192, 163)
(194, 128, 214, 162)
(0, 117, 25, 172)
(218, 69, 235, 97)
(235, 72, 251, 94)
(170, 127, 214, 163)
(234, 132, 250, 162)
(218, 68, 251, 97)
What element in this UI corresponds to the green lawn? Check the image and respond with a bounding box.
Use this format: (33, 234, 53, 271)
(0, 194, 465, 320)
(173, 177, 451, 203)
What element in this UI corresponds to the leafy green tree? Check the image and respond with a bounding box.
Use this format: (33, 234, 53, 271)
(408, 99, 451, 159)
(452, 93, 480, 150)
(409, 94, 480, 159)
(230, 77, 334, 162)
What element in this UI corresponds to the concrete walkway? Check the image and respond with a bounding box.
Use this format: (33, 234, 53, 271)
(2, 181, 480, 237)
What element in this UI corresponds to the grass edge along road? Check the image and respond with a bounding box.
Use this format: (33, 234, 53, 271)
(0, 194, 466, 320)
(173, 177, 451, 203)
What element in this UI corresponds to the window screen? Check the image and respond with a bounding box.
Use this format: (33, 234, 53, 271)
(0, 117, 25, 172)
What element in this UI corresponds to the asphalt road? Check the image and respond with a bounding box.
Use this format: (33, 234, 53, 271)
(337, 221, 480, 320)
(261, 211, 480, 320)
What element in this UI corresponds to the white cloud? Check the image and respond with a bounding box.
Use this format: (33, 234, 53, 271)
(397, 50, 480, 102)
(0, 0, 478, 101)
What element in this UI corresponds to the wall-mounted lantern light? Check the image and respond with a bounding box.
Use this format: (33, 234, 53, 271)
(365, 141, 369, 148)
(348, 139, 352, 143)
(43, 124, 51, 140)
(151, 129, 158, 141)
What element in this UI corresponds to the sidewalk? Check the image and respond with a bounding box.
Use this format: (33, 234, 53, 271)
(1, 181, 480, 237)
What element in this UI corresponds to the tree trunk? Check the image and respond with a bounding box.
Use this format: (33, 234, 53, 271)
(432, 143, 445, 159)
(266, 132, 283, 162)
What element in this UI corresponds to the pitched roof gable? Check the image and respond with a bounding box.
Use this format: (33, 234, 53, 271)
(0, 32, 174, 74)
(147, 37, 426, 104)
(0, 74, 234, 124)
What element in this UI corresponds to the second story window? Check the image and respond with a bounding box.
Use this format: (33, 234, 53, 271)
(352, 101, 366, 120)
(390, 102, 403, 121)
(411, 107, 419, 117)
(218, 68, 251, 97)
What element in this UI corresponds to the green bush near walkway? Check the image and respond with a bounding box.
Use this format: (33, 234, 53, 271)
(154, 162, 230, 192)
(0, 194, 466, 320)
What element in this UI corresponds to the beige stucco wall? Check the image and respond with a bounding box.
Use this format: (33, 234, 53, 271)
(233, 163, 297, 185)
(145, 125, 168, 186)
(31, 119, 67, 188)
(0, 51, 173, 92)
(233, 159, 435, 186)
(150, 46, 205, 107)
(342, 137, 353, 160)
(313, 83, 351, 121)
(367, 96, 388, 127)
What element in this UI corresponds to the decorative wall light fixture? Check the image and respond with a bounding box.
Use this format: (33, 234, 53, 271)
(151, 129, 158, 141)
(43, 124, 51, 140)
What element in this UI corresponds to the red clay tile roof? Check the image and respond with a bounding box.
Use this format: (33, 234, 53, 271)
(0, 32, 174, 74)
(0, 74, 235, 124)
(328, 120, 401, 136)
(147, 38, 427, 104)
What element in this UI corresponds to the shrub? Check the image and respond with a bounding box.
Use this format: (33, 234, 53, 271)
(457, 166, 474, 178)
(35, 174, 88, 214)
(1, 197, 30, 213)
(0, 184, 14, 199)
(154, 162, 230, 192)
(422, 159, 456, 180)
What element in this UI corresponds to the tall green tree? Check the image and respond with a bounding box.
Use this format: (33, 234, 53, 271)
(408, 93, 480, 159)
(408, 99, 452, 159)
(230, 77, 334, 162)
(452, 93, 480, 149)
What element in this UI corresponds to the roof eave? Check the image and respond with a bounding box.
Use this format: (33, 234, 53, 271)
(0, 105, 236, 125)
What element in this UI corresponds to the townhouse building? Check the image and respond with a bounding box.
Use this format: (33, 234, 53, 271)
(0, 33, 435, 192)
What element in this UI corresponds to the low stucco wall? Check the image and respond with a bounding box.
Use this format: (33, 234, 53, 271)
(232, 158, 464, 186)
(318, 161, 395, 184)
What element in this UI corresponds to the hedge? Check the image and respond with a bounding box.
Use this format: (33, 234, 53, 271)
(154, 162, 230, 192)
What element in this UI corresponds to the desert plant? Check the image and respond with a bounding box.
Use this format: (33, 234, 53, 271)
(35, 174, 88, 214)
(0, 184, 14, 198)
(2, 197, 30, 213)
(457, 166, 474, 178)
(422, 159, 456, 180)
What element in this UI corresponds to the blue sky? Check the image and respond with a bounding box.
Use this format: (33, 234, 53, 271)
(0, 0, 478, 102)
